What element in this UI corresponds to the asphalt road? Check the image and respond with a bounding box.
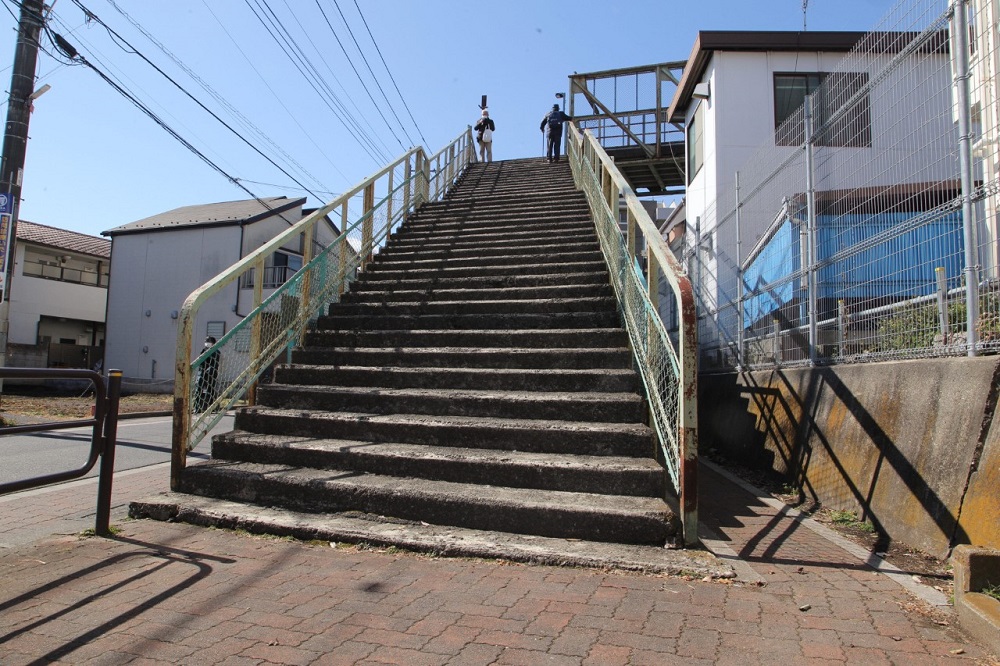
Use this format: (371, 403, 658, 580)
(0, 414, 234, 488)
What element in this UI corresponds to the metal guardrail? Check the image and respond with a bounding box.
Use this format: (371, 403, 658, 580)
(0, 368, 123, 536)
(171, 127, 478, 489)
(567, 123, 699, 546)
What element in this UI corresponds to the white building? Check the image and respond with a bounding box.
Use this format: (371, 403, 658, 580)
(665, 31, 957, 362)
(6, 220, 109, 370)
(102, 196, 341, 390)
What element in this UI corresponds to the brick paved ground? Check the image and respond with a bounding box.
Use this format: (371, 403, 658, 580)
(1, 459, 997, 664)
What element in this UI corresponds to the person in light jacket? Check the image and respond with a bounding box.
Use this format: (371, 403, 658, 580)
(474, 109, 495, 163)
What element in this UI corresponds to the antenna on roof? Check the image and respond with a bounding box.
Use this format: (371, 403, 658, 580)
(802, 0, 809, 31)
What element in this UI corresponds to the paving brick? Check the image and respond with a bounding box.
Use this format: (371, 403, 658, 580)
(1, 451, 993, 665)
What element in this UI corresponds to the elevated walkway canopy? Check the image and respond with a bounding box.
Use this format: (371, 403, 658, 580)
(569, 62, 687, 196)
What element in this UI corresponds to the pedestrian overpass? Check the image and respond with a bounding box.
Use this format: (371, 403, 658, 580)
(568, 62, 687, 196)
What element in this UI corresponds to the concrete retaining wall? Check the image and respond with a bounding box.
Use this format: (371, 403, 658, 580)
(699, 357, 1000, 558)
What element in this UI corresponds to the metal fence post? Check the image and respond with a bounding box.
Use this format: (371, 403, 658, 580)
(95, 370, 122, 536)
(838, 300, 847, 356)
(936, 266, 950, 341)
(804, 94, 819, 365)
(735, 171, 744, 368)
(952, 0, 980, 356)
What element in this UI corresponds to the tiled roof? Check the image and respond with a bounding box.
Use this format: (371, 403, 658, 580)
(17, 220, 111, 259)
(102, 196, 305, 236)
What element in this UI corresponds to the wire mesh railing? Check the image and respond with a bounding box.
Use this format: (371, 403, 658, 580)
(688, 0, 1000, 372)
(170, 128, 477, 487)
(567, 122, 699, 547)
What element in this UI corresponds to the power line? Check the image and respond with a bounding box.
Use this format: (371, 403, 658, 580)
(103, 0, 335, 197)
(329, 0, 416, 147)
(311, 0, 407, 151)
(199, 0, 354, 186)
(244, 0, 393, 163)
(350, 0, 428, 146)
(69, 0, 329, 203)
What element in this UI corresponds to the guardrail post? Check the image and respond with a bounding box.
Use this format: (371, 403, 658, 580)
(403, 157, 412, 220)
(297, 224, 315, 348)
(362, 182, 375, 268)
(171, 311, 194, 490)
(247, 254, 265, 406)
(339, 202, 350, 296)
(95, 370, 122, 536)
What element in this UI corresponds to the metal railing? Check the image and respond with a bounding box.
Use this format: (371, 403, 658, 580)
(567, 123, 699, 546)
(171, 127, 478, 488)
(0, 368, 123, 536)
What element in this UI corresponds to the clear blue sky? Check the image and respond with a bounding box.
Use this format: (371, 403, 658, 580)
(0, 0, 895, 238)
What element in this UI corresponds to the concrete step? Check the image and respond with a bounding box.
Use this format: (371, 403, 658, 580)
(302, 327, 627, 350)
(176, 460, 675, 545)
(289, 345, 633, 370)
(329, 296, 618, 318)
(368, 249, 606, 272)
(372, 241, 601, 266)
(387, 226, 596, 251)
(211, 432, 666, 496)
(358, 260, 608, 282)
(316, 310, 622, 332)
(254, 384, 647, 423)
(340, 283, 613, 305)
(130, 494, 727, 575)
(392, 214, 595, 237)
(271, 365, 641, 393)
(348, 270, 610, 293)
(232, 407, 654, 456)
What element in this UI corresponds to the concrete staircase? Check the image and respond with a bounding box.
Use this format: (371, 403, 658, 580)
(133, 158, 692, 571)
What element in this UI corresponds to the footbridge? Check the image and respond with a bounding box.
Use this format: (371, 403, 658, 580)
(569, 61, 687, 196)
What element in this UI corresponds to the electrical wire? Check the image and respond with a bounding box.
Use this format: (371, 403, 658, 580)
(311, 0, 407, 150)
(69, 0, 330, 203)
(350, 0, 428, 146)
(98, 0, 338, 199)
(329, 0, 416, 147)
(199, 0, 353, 185)
(243, 0, 392, 163)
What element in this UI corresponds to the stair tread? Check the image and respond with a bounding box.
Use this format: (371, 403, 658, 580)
(216, 431, 663, 470)
(239, 406, 652, 434)
(130, 494, 728, 576)
(260, 384, 643, 403)
(187, 460, 668, 513)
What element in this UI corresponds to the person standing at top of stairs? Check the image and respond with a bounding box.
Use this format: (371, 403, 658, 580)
(474, 110, 495, 162)
(541, 104, 572, 163)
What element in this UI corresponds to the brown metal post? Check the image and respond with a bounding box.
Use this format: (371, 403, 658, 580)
(95, 370, 122, 536)
(362, 183, 375, 267)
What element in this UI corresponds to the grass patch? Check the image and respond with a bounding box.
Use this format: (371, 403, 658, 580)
(983, 581, 1000, 602)
(829, 509, 875, 533)
(79, 525, 123, 537)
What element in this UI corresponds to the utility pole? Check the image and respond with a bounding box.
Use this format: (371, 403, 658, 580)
(0, 0, 45, 378)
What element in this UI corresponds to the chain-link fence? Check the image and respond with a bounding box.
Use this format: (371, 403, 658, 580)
(568, 124, 699, 546)
(171, 128, 478, 483)
(687, 0, 1000, 372)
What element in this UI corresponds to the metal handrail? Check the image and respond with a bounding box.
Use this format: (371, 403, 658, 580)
(0, 368, 123, 536)
(567, 123, 700, 546)
(171, 127, 478, 489)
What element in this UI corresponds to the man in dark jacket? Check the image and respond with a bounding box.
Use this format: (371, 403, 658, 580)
(540, 104, 572, 163)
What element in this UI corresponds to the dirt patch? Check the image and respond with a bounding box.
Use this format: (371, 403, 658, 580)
(0, 392, 172, 422)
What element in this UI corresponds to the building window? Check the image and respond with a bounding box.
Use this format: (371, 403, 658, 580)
(687, 102, 704, 184)
(239, 250, 304, 289)
(21, 250, 109, 288)
(773, 72, 871, 147)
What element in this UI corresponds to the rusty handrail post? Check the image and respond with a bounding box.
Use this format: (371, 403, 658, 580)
(95, 369, 123, 536)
